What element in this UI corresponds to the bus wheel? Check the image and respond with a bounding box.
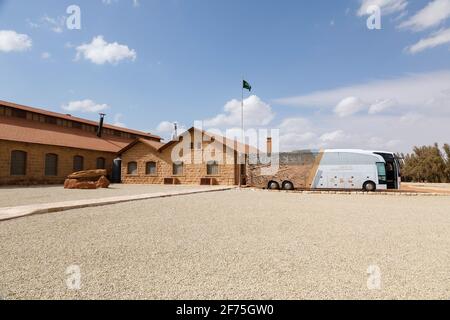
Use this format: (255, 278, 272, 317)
(363, 181, 376, 192)
(268, 181, 280, 190)
(282, 181, 295, 191)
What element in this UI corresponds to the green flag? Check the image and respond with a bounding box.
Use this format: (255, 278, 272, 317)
(243, 80, 252, 92)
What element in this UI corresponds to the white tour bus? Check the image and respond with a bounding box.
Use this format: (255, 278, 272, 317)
(311, 149, 401, 191)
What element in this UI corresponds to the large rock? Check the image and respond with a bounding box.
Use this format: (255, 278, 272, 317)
(68, 169, 107, 180)
(64, 179, 98, 189)
(74, 181, 98, 189)
(64, 179, 78, 189)
(64, 172, 110, 190)
(96, 176, 110, 189)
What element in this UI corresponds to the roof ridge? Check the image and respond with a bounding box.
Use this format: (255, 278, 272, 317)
(0, 99, 161, 140)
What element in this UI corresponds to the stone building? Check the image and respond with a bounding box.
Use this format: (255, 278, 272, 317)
(118, 127, 258, 186)
(0, 100, 161, 185)
(1, 100, 259, 187)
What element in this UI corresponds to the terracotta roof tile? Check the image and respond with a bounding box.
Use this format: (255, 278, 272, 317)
(0, 116, 134, 153)
(0, 100, 161, 140)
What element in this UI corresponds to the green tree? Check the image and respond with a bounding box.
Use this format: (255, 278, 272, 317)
(402, 143, 448, 183)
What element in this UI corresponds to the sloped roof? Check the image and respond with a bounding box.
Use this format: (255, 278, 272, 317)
(117, 137, 165, 154)
(0, 100, 161, 140)
(159, 127, 259, 154)
(0, 116, 134, 153)
(119, 127, 260, 155)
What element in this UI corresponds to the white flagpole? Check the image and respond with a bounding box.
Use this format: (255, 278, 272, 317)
(239, 77, 244, 188)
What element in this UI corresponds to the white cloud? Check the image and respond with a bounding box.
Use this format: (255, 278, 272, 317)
(0, 30, 32, 53)
(27, 15, 66, 33)
(42, 15, 65, 33)
(113, 113, 126, 127)
(279, 117, 311, 131)
(400, 112, 423, 125)
(274, 113, 450, 152)
(155, 121, 187, 141)
(204, 95, 275, 127)
(157, 121, 188, 134)
(334, 97, 365, 117)
(102, 0, 139, 7)
(357, 0, 408, 16)
(274, 70, 450, 152)
(278, 117, 317, 151)
(406, 27, 450, 53)
(75, 36, 137, 65)
(276, 70, 450, 117)
(320, 130, 348, 143)
(41, 52, 51, 59)
(399, 0, 450, 31)
(62, 100, 109, 113)
(368, 98, 397, 114)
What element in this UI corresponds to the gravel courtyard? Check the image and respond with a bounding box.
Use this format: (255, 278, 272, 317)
(1, 189, 450, 300)
(0, 184, 215, 208)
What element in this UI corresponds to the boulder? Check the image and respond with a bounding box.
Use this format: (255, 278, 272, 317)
(64, 179, 79, 189)
(96, 176, 110, 189)
(68, 169, 107, 180)
(74, 181, 98, 189)
(64, 172, 110, 190)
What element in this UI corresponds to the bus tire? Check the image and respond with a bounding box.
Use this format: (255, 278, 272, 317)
(268, 181, 280, 190)
(363, 181, 376, 192)
(282, 181, 295, 191)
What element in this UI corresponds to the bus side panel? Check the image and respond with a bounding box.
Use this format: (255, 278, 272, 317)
(247, 151, 323, 189)
(313, 164, 379, 190)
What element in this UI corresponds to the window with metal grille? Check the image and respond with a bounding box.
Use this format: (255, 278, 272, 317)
(207, 161, 219, 175)
(45, 154, 58, 176)
(10, 150, 27, 176)
(73, 156, 84, 172)
(173, 161, 184, 176)
(96, 157, 106, 169)
(11, 109, 26, 119)
(127, 162, 138, 175)
(45, 116, 57, 125)
(146, 162, 157, 175)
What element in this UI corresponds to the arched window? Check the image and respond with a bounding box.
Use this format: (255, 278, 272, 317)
(207, 161, 219, 175)
(73, 156, 84, 172)
(45, 154, 58, 176)
(10, 150, 27, 176)
(173, 161, 184, 176)
(146, 161, 157, 175)
(96, 157, 106, 169)
(127, 162, 138, 175)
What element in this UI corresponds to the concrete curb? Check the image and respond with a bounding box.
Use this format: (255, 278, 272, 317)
(248, 188, 449, 197)
(0, 186, 235, 222)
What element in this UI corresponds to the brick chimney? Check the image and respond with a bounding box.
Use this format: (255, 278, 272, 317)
(267, 137, 272, 155)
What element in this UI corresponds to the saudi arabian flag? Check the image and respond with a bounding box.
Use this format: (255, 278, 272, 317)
(243, 80, 252, 92)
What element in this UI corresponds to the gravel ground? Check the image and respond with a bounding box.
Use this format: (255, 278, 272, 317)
(1, 189, 450, 300)
(402, 183, 450, 194)
(0, 184, 214, 208)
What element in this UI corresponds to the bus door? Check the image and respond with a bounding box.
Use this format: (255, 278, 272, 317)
(374, 153, 398, 189)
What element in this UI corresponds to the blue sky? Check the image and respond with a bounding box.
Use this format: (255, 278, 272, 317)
(1, 0, 450, 152)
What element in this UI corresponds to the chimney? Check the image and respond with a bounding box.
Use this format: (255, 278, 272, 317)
(267, 137, 272, 155)
(97, 113, 106, 138)
(171, 122, 178, 141)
